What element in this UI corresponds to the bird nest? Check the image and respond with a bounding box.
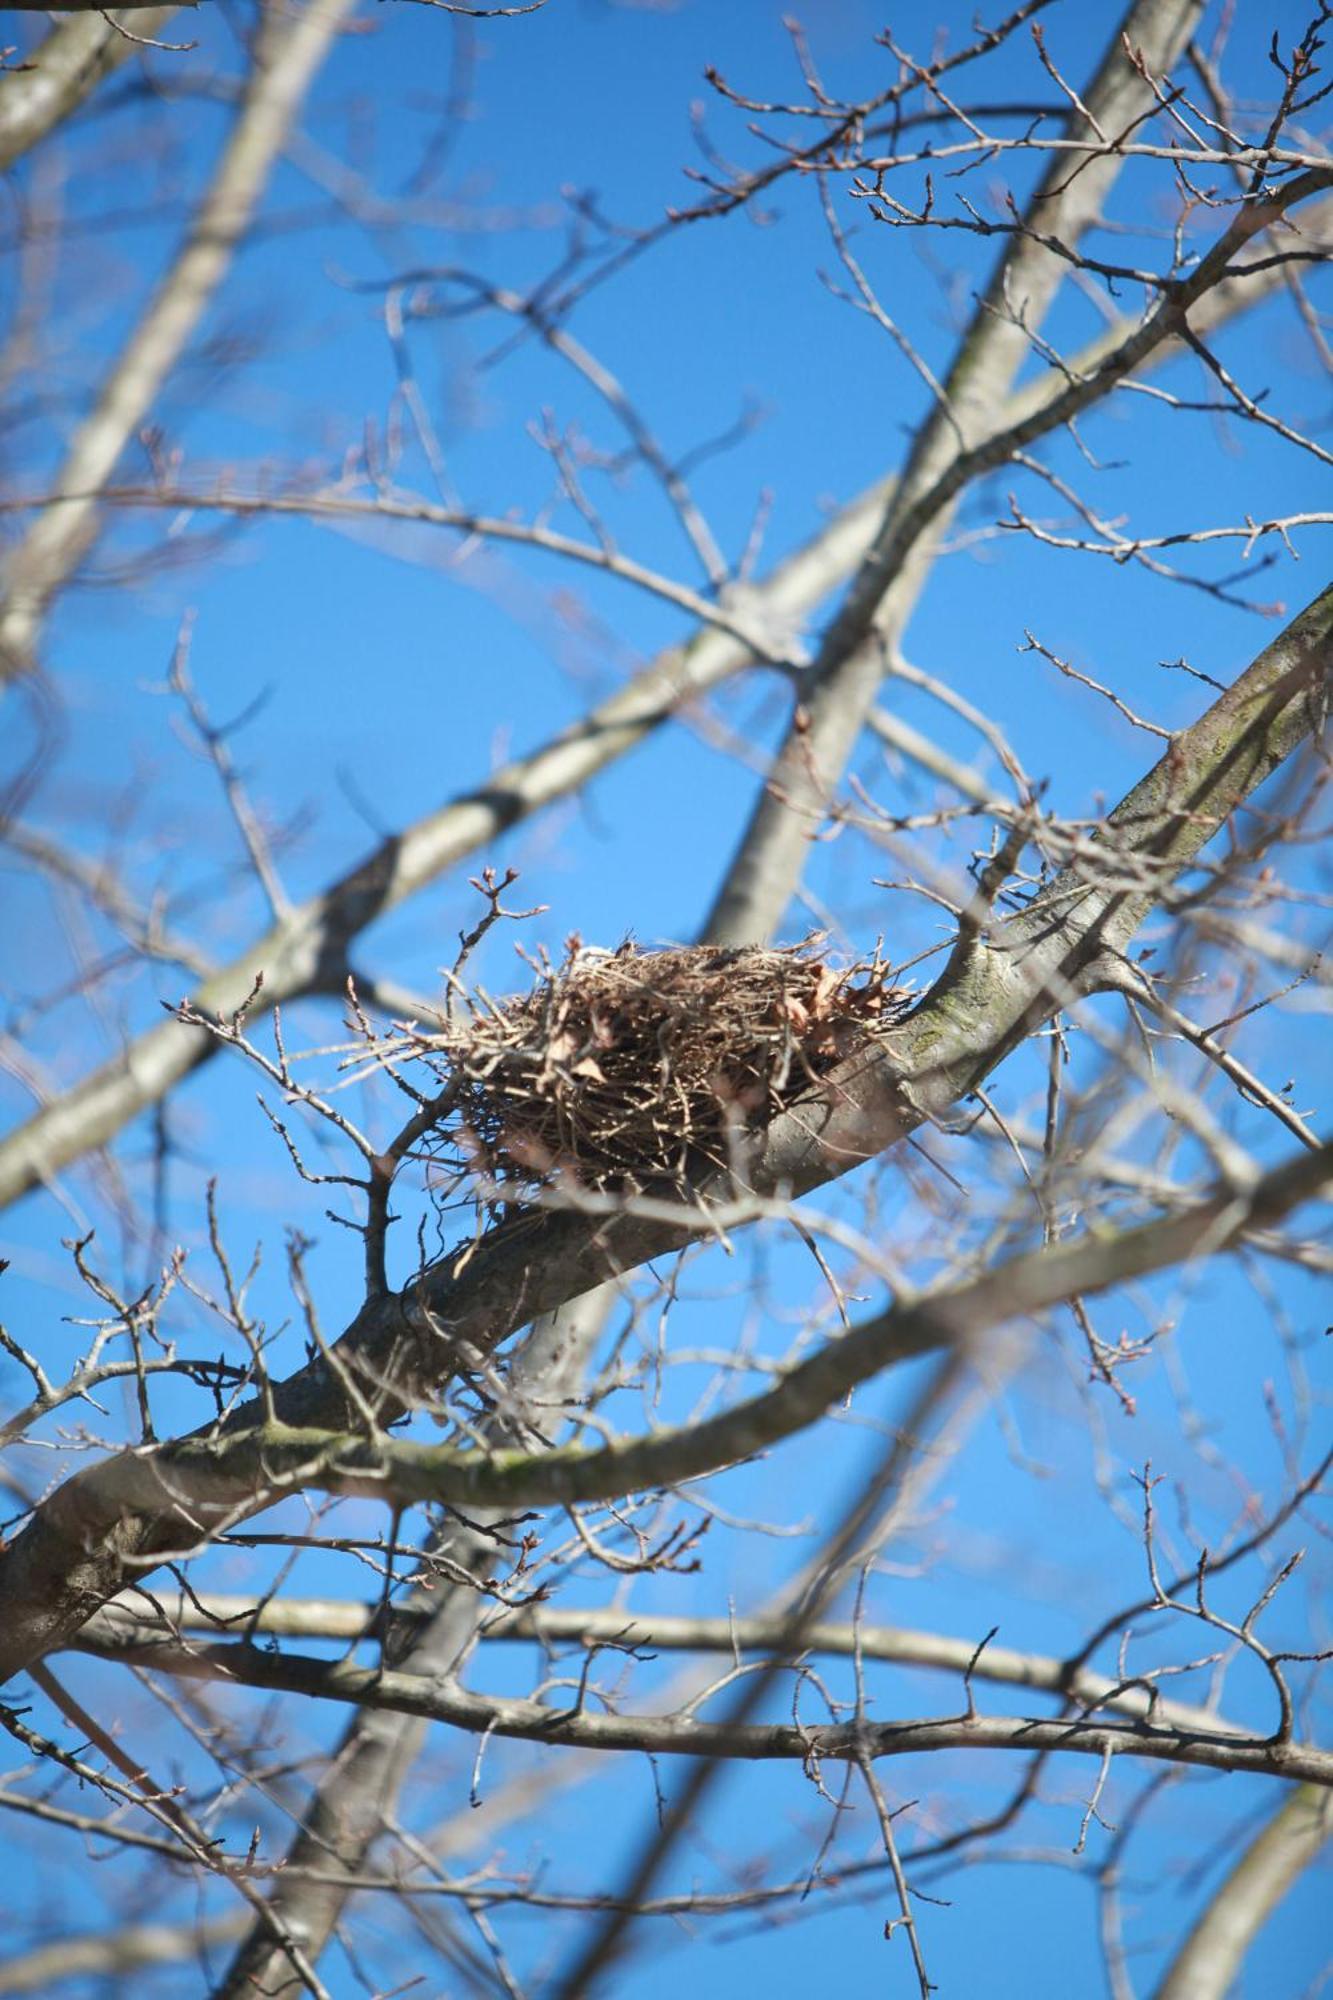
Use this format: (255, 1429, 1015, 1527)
(435, 938, 911, 1196)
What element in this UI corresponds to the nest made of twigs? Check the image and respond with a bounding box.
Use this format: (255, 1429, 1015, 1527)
(437, 937, 911, 1195)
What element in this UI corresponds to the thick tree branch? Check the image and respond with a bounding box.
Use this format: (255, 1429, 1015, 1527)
(0, 12, 183, 171)
(0, 484, 867, 1211)
(707, 0, 1213, 942)
(212, 1290, 613, 1998)
(6, 10, 1328, 1995)
(1, 225, 1323, 1212)
(0, 1915, 248, 1998)
(1153, 1784, 1333, 2000)
(0, 581, 1326, 1685)
(43, 1135, 1331, 1521)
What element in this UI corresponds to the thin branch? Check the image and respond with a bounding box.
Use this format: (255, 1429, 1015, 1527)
(84, 1630, 1333, 1783)
(76, 1594, 1258, 1737)
(38, 1135, 1331, 1520)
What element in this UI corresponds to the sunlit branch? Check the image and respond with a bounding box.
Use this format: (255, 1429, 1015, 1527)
(55, 1635, 1333, 1784)
(0, 579, 1326, 1685)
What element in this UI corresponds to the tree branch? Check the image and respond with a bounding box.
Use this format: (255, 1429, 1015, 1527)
(0, 11, 183, 172)
(1152, 1784, 1333, 2000)
(41, 1634, 1333, 1785)
(74, 1595, 1275, 1741)
(0, 0, 358, 682)
(0, 580, 1326, 1685)
(1, 224, 1323, 1211)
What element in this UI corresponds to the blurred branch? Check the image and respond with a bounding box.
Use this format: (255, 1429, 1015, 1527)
(0, 1917, 247, 1999)
(5, 7, 1329, 1992)
(707, 0, 1213, 943)
(46, 483, 799, 651)
(0, 11, 183, 171)
(5, 822, 214, 979)
(0, 0, 358, 682)
(0, 483, 871, 1211)
(211, 1289, 613, 2000)
(1152, 1784, 1333, 2000)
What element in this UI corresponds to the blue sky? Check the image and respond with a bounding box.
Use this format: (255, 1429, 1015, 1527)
(1, 0, 1329, 1993)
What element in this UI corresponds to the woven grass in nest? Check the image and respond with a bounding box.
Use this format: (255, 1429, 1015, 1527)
(443, 939, 911, 1194)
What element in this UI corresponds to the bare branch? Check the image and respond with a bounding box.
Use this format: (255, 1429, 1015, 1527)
(0, 0, 358, 681)
(65, 1633, 1333, 1783)
(1153, 1784, 1333, 2000)
(0, 11, 183, 171)
(0, 581, 1326, 1682)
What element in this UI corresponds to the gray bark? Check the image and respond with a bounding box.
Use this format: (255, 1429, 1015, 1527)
(0, 579, 1325, 1688)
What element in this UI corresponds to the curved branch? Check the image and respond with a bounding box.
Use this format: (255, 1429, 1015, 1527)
(0, 571, 1326, 1690)
(1, 227, 1323, 1211)
(48, 1135, 1331, 1520)
(1153, 1784, 1333, 2000)
(75, 1594, 1269, 1740)
(3, 485, 798, 660)
(0, 484, 872, 1213)
(707, 0, 1217, 942)
(48, 1634, 1333, 1785)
